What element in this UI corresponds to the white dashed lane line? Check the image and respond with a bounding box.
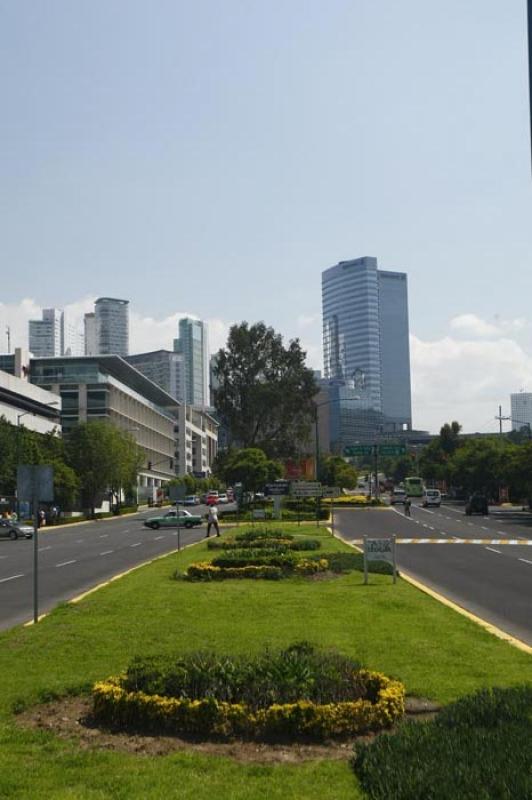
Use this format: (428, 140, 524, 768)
(154, 535, 164, 540)
(38, 546, 52, 552)
(0, 574, 24, 583)
(485, 547, 501, 555)
(56, 560, 76, 568)
(99, 550, 114, 556)
(99, 534, 108, 539)
(519, 558, 532, 566)
(130, 543, 142, 548)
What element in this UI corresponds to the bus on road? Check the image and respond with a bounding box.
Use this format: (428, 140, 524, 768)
(404, 476, 424, 497)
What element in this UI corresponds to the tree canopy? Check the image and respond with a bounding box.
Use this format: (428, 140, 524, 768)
(214, 447, 283, 493)
(319, 455, 358, 489)
(213, 322, 317, 458)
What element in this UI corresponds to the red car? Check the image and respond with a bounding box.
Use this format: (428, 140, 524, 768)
(206, 494, 219, 506)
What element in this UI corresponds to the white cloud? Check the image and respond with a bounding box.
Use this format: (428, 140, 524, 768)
(411, 332, 532, 433)
(449, 313, 529, 339)
(297, 313, 320, 328)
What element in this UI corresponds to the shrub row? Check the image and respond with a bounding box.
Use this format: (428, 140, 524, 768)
(312, 552, 395, 576)
(93, 644, 405, 741)
(207, 537, 321, 551)
(235, 528, 293, 542)
(220, 509, 330, 522)
(353, 685, 532, 800)
(186, 562, 283, 581)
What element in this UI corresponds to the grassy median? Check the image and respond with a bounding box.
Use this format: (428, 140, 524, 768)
(0, 522, 530, 799)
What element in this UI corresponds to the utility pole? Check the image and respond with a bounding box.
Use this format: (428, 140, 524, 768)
(495, 405, 511, 436)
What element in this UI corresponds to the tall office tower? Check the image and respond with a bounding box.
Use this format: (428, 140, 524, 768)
(126, 350, 184, 402)
(84, 312, 98, 355)
(322, 257, 412, 449)
(62, 313, 84, 356)
(95, 297, 129, 356)
(173, 318, 209, 407)
(28, 308, 63, 357)
(511, 392, 532, 432)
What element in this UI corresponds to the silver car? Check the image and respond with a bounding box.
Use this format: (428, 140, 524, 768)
(0, 520, 34, 539)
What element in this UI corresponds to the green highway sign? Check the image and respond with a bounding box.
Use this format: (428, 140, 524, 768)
(344, 445, 373, 457)
(378, 444, 407, 456)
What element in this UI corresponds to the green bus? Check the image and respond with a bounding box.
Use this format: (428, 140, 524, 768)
(404, 476, 424, 497)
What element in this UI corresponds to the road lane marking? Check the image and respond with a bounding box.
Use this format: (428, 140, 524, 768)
(38, 546, 52, 552)
(519, 558, 532, 565)
(485, 547, 501, 554)
(154, 535, 164, 540)
(481, 526, 489, 531)
(0, 573, 24, 583)
(76, 539, 84, 543)
(56, 560, 76, 567)
(130, 542, 142, 547)
(428, 526, 435, 530)
(99, 534, 108, 539)
(99, 550, 114, 556)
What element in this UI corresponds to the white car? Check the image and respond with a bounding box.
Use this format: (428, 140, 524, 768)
(217, 493, 229, 504)
(390, 488, 407, 505)
(422, 489, 442, 508)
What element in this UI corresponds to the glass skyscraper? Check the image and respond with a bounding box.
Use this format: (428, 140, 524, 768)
(95, 297, 129, 356)
(322, 257, 412, 451)
(174, 318, 209, 407)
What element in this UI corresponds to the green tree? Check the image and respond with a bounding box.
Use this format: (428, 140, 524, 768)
(66, 422, 143, 516)
(448, 437, 510, 499)
(217, 448, 282, 493)
(319, 456, 358, 489)
(213, 322, 317, 458)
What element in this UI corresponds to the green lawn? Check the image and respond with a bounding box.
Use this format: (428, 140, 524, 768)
(0, 522, 529, 799)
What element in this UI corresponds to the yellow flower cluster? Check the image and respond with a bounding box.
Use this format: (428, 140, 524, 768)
(294, 558, 329, 575)
(92, 670, 405, 740)
(186, 562, 283, 580)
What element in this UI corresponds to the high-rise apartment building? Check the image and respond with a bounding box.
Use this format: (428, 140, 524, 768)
(95, 297, 129, 356)
(511, 392, 532, 432)
(173, 318, 209, 407)
(29, 308, 63, 357)
(322, 257, 412, 451)
(126, 350, 184, 402)
(84, 312, 98, 355)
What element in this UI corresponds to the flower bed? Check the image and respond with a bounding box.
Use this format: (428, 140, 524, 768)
(92, 644, 405, 741)
(207, 537, 321, 551)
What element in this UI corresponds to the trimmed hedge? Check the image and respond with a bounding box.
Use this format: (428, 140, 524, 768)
(235, 528, 293, 542)
(93, 643, 405, 740)
(186, 562, 283, 581)
(353, 685, 532, 800)
(207, 537, 321, 551)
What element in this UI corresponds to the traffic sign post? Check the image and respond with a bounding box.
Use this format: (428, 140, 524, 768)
(265, 481, 290, 496)
(344, 445, 373, 457)
(378, 444, 407, 457)
(363, 535, 396, 585)
(17, 465, 54, 624)
(291, 481, 322, 497)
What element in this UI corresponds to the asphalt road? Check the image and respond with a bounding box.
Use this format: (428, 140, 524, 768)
(335, 501, 532, 646)
(0, 504, 231, 631)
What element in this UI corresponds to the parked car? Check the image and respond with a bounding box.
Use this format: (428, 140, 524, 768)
(390, 488, 407, 505)
(0, 520, 34, 539)
(422, 489, 442, 508)
(217, 493, 229, 504)
(143, 509, 203, 529)
(206, 495, 219, 506)
(465, 494, 489, 516)
(183, 495, 200, 506)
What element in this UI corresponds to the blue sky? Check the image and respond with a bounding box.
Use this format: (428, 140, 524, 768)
(1, 1, 531, 432)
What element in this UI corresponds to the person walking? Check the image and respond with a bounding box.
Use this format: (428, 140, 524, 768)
(404, 497, 412, 518)
(206, 503, 220, 537)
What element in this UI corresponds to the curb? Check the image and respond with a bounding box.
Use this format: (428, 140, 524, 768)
(333, 531, 532, 656)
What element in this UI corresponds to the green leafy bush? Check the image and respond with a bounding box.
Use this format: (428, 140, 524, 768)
(122, 643, 368, 708)
(235, 528, 293, 542)
(211, 550, 298, 570)
(353, 685, 532, 800)
(314, 552, 394, 575)
(185, 563, 283, 581)
(207, 536, 321, 551)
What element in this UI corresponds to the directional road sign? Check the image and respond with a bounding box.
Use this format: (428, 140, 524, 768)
(291, 481, 322, 497)
(343, 445, 373, 457)
(378, 444, 407, 456)
(265, 481, 291, 496)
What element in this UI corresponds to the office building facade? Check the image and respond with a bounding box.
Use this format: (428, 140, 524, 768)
(322, 257, 412, 453)
(173, 318, 209, 407)
(95, 297, 129, 356)
(84, 312, 97, 355)
(29, 308, 63, 357)
(126, 350, 184, 402)
(511, 392, 532, 432)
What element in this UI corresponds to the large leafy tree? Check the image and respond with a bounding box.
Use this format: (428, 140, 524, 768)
(319, 456, 358, 489)
(448, 437, 511, 498)
(213, 322, 317, 458)
(66, 421, 143, 516)
(216, 448, 282, 493)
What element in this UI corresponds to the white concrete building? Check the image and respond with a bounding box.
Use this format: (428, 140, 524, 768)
(176, 404, 218, 477)
(0, 350, 61, 435)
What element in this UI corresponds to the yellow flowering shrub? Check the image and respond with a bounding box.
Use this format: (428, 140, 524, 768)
(92, 670, 404, 740)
